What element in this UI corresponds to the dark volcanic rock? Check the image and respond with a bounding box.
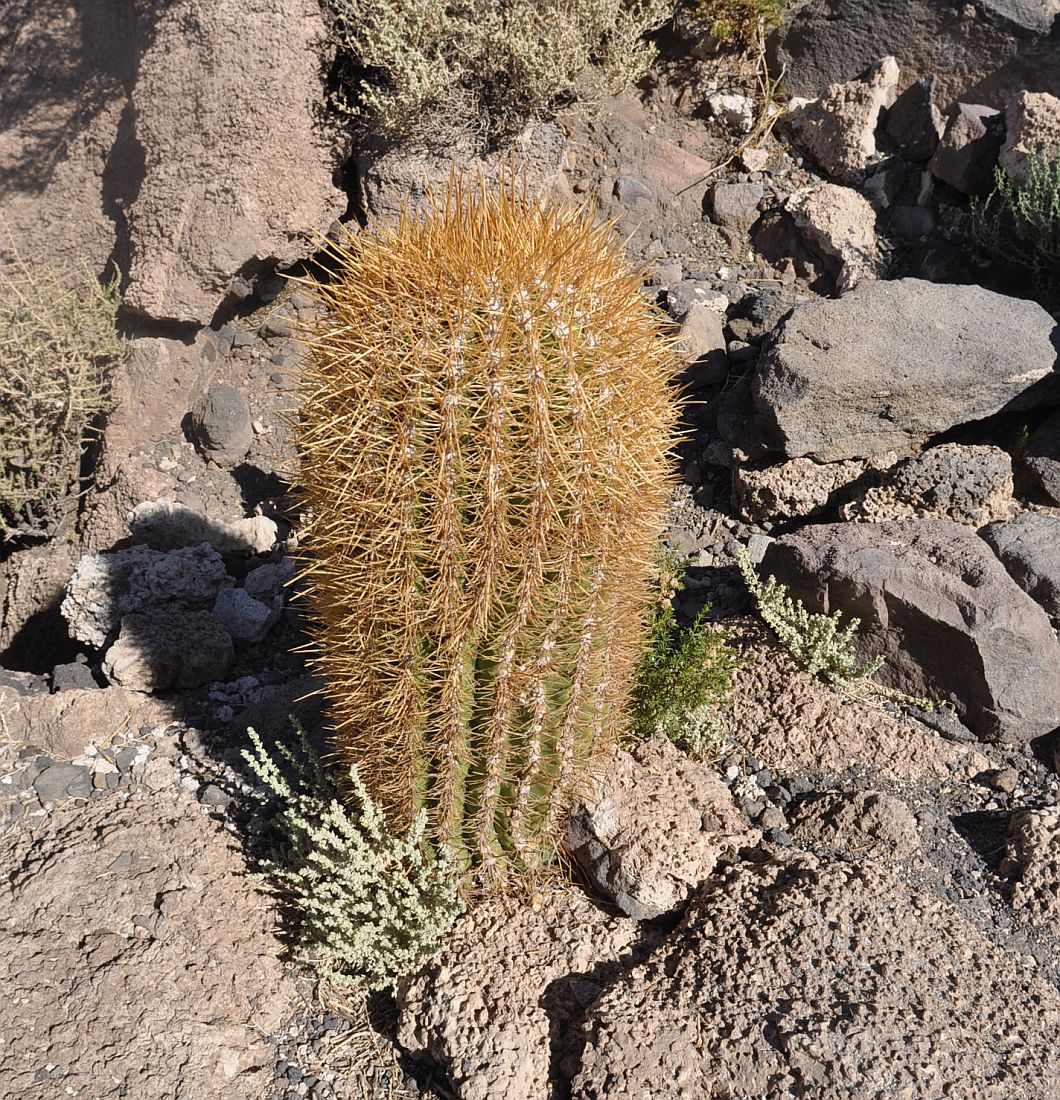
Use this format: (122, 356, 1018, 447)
(885, 74, 944, 160)
(981, 512, 1060, 618)
(723, 279, 1059, 462)
(769, 0, 1060, 108)
(760, 519, 1060, 742)
(190, 384, 253, 467)
(928, 103, 1006, 195)
(1025, 408, 1060, 505)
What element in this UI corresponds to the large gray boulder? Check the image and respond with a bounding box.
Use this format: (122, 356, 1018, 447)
(1001, 90, 1060, 184)
(769, 0, 1060, 108)
(981, 512, 1060, 618)
(723, 279, 1059, 463)
(760, 520, 1060, 742)
(0, 0, 345, 324)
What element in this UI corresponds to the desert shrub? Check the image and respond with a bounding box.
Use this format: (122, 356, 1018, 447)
(630, 548, 740, 757)
(243, 727, 463, 990)
(324, 0, 672, 139)
(630, 600, 739, 756)
(737, 547, 883, 690)
(687, 0, 784, 48)
(0, 259, 123, 541)
(972, 145, 1060, 279)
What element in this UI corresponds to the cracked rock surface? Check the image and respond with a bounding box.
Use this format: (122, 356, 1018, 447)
(0, 788, 294, 1098)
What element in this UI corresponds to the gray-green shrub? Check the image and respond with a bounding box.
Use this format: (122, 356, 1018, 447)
(737, 547, 883, 690)
(243, 727, 462, 990)
(325, 0, 671, 139)
(972, 145, 1060, 278)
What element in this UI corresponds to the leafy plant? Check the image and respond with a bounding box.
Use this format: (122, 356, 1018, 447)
(737, 547, 883, 690)
(0, 257, 124, 541)
(972, 145, 1060, 279)
(630, 549, 740, 757)
(294, 177, 680, 891)
(324, 0, 671, 140)
(243, 727, 462, 991)
(689, 0, 784, 49)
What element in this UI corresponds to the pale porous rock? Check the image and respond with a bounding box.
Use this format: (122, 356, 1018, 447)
(1000, 91, 1060, 184)
(726, 279, 1060, 463)
(842, 443, 1015, 526)
(929, 102, 1006, 195)
(1026, 407, 1060, 505)
(707, 92, 756, 133)
(727, 623, 989, 781)
(732, 455, 874, 525)
(566, 737, 758, 920)
(787, 790, 921, 860)
(761, 520, 1060, 742)
(1003, 808, 1060, 927)
(981, 511, 1060, 618)
(62, 543, 233, 650)
(129, 500, 278, 560)
(0, 790, 293, 1098)
(103, 609, 235, 692)
(786, 57, 899, 183)
(120, 0, 345, 322)
(359, 119, 570, 220)
(0, 685, 173, 761)
(397, 888, 637, 1100)
(572, 852, 1060, 1099)
(784, 182, 884, 292)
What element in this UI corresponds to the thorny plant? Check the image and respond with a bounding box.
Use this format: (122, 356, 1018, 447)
(0, 251, 124, 541)
(292, 176, 680, 892)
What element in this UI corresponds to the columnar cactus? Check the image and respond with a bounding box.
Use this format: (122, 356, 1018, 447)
(295, 178, 680, 887)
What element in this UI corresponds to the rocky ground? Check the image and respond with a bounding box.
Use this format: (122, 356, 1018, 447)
(2, 1, 1060, 1098)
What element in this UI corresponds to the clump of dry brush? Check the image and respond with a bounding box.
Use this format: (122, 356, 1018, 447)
(294, 177, 681, 891)
(0, 254, 124, 542)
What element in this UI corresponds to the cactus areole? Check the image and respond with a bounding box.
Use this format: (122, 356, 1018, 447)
(295, 177, 681, 889)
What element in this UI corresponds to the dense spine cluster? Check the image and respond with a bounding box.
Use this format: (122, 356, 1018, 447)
(296, 179, 680, 887)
